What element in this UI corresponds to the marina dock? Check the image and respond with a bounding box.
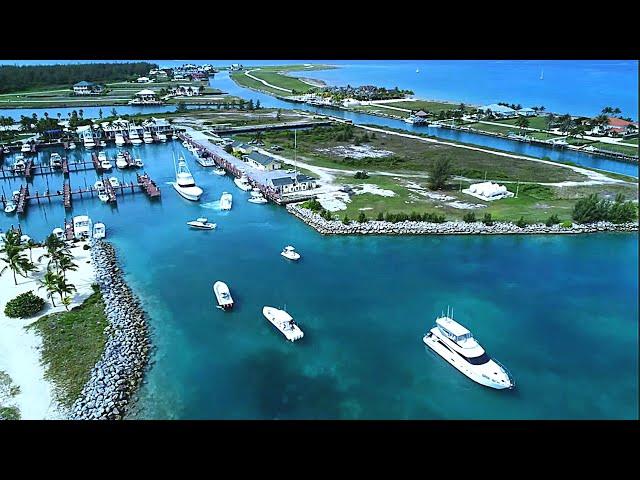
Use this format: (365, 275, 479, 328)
(16, 185, 29, 214)
(63, 181, 72, 209)
(91, 153, 104, 173)
(136, 173, 161, 198)
(103, 178, 117, 203)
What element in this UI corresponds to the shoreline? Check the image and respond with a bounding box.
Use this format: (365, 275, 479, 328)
(69, 240, 149, 420)
(0, 243, 95, 420)
(287, 204, 638, 236)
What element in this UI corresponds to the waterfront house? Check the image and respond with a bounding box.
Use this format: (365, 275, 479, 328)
(413, 110, 429, 118)
(170, 85, 201, 97)
(73, 81, 104, 95)
(517, 107, 536, 116)
(142, 117, 172, 135)
(268, 173, 317, 195)
(230, 64, 244, 71)
(130, 89, 162, 105)
(137, 76, 152, 83)
(243, 151, 281, 171)
(481, 104, 517, 118)
(231, 141, 253, 154)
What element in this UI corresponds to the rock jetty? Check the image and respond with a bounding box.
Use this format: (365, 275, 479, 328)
(69, 241, 149, 420)
(287, 204, 638, 236)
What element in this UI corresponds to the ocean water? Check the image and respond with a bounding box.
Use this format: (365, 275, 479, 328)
(2, 141, 637, 419)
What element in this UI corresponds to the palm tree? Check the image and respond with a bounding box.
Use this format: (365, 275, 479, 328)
(56, 275, 76, 308)
(38, 270, 60, 307)
(516, 116, 530, 131)
(25, 238, 38, 262)
(0, 231, 36, 285)
(38, 233, 68, 271)
(57, 254, 78, 279)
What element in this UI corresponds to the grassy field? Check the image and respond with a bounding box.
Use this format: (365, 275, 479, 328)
(28, 288, 108, 408)
(0, 370, 21, 420)
(381, 100, 472, 113)
(496, 115, 551, 130)
(350, 104, 410, 118)
(231, 72, 295, 97)
(247, 70, 316, 94)
(463, 122, 523, 136)
(528, 131, 562, 141)
(590, 142, 639, 157)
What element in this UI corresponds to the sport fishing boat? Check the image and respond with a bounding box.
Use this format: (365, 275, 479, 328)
(92, 222, 106, 239)
(262, 306, 304, 342)
(83, 136, 95, 149)
(101, 158, 113, 170)
(72, 215, 91, 240)
(233, 175, 252, 192)
(213, 281, 233, 309)
(248, 191, 267, 204)
(115, 152, 128, 169)
(143, 131, 154, 144)
(219, 192, 232, 210)
(281, 245, 301, 261)
(423, 309, 514, 390)
(94, 179, 104, 190)
(50, 152, 63, 169)
(187, 217, 216, 230)
(129, 126, 143, 145)
(173, 155, 203, 201)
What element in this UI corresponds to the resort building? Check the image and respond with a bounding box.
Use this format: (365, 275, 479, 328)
(170, 85, 202, 97)
(137, 76, 152, 83)
(243, 151, 281, 171)
(603, 117, 638, 136)
(142, 117, 172, 135)
(413, 110, 429, 118)
(129, 89, 162, 105)
(231, 141, 253, 154)
(268, 174, 317, 195)
(481, 104, 517, 117)
(462, 181, 514, 201)
(73, 81, 104, 95)
(517, 107, 537, 116)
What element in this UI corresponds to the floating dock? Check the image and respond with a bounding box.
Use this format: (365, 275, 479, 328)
(136, 172, 161, 198)
(63, 181, 72, 209)
(16, 185, 29, 215)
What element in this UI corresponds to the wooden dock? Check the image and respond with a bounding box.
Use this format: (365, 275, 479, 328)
(136, 173, 161, 198)
(103, 178, 117, 203)
(91, 153, 104, 173)
(62, 157, 69, 175)
(24, 159, 34, 180)
(64, 219, 74, 240)
(16, 185, 29, 214)
(63, 181, 72, 209)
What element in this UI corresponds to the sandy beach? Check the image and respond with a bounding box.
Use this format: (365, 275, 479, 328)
(0, 242, 96, 420)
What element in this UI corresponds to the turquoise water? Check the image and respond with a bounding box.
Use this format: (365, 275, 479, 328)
(3, 142, 637, 419)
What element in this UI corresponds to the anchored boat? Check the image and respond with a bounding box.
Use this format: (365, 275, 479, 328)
(187, 217, 216, 230)
(213, 281, 233, 309)
(262, 306, 304, 342)
(173, 155, 203, 201)
(281, 245, 301, 261)
(423, 308, 514, 390)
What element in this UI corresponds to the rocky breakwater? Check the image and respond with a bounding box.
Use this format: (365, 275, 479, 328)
(70, 241, 149, 420)
(287, 205, 638, 236)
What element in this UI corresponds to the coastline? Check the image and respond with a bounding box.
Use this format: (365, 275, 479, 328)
(0, 243, 95, 420)
(287, 204, 638, 236)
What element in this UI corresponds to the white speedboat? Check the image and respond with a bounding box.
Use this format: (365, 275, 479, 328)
(92, 222, 106, 239)
(281, 245, 301, 261)
(50, 152, 63, 169)
(234, 175, 252, 192)
(143, 131, 154, 144)
(84, 137, 95, 149)
(262, 306, 304, 342)
(108, 177, 120, 188)
(187, 217, 216, 230)
(157, 133, 167, 142)
(219, 192, 232, 210)
(213, 167, 226, 176)
(68, 142, 77, 150)
(248, 191, 267, 204)
(20, 143, 31, 153)
(98, 192, 110, 202)
(115, 153, 128, 169)
(115, 133, 125, 147)
(173, 155, 203, 201)
(213, 281, 233, 309)
(423, 311, 514, 390)
(98, 151, 107, 161)
(4, 202, 16, 214)
(94, 179, 104, 190)
(134, 158, 144, 168)
(101, 159, 113, 170)
(72, 215, 91, 240)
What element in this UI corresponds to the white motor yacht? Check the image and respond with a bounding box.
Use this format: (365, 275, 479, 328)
(115, 133, 126, 147)
(129, 128, 143, 145)
(187, 217, 216, 230)
(423, 310, 514, 390)
(108, 177, 120, 188)
(115, 153, 128, 169)
(12, 158, 26, 174)
(98, 192, 110, 202)
(281, 245, 301, 261)
(143, 131, 154, 144)
(248, 191, 268, 204)
(72, 215, 91, 240)
(50, 152, 63, 169)
(262, 306, 304, 342)
(101, 159, 113, 170)
(98, 151, 107, 162)
(134, 158, 144, 168)
(157, 133, 167, 142)
(213, 281, 233, 309)
(219, 192, 233, 210)
(84, 136, 95, 149)
(94, 179, 105, 190)
(234, 175, 252, 192)
(173, 155, 203, 201)
(92, 222, 106, 239)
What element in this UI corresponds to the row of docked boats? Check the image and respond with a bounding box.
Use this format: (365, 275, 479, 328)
(50, 215, 106, 241)
(114, 130, 166, 147)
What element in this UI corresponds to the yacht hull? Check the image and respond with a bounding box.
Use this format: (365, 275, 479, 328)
(423, 332, 512, 390)
(173, 184, 202, 201)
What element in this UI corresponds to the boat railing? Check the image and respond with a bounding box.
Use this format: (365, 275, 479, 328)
(493, 357, 515, 388)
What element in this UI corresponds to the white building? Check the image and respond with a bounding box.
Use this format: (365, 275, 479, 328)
(481, 104, 517, 118)
(73, 81, 104, 95)
(268, 174, 317, 195)
(129, 89, 161, 105)
(517, 107, 536, 116)
(243, 151, 281, 171)
(462, 181, 514, 201)
(137, 76, 152, 83)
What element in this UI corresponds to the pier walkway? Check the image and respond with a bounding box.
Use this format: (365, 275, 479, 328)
(136, 173, 161, 198)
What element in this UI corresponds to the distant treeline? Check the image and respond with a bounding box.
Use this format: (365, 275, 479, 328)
(0, 62, 158, 94)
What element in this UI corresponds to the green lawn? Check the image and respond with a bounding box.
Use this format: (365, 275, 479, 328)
(528, 131, 562, 141)
(28, 288, 108, 408)
(0, 370, 21, 420)
(382, 100, 471, 113)
(496, 115, 551, 130)
(350, 104, 410, 118)
(248, 70, 316, 94)
(465, 122, 522, 136)
(590, 142, 639, 157)
(231, 72, 294, 97)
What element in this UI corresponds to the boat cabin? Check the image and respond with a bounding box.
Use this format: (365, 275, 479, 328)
(436, 316, 473, 342)
(73, 215, 91, 240)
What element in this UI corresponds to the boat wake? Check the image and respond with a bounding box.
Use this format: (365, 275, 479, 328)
(200, 200, 222, 211)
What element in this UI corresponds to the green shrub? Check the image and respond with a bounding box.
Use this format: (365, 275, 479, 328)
(482, 213, 493, 226)
(515, 216, 527, 228)
(561, 220, 573, 228)
(376, 212, 384, 221)
(342, 215, 350, 225)
(4, 291, 46, 319)
(358, 212, 367, 223)
(545, 214, 560, 226)
(463, 212, 476, 223)
(82, 244, 90, 250)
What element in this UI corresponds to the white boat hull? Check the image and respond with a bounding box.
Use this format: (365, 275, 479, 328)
(234, 178, 252, 191)
(187, 221, 216, 230)
(213, 281, 233, 309)
(263, 307, 304, 342)
(423, 331, 513, 390)
(173, 183, 202, 201)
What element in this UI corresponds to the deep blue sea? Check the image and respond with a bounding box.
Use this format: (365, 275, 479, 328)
(1, 141, 637, 419)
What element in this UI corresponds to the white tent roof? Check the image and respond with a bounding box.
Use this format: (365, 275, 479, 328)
(136, 89, 157, 96)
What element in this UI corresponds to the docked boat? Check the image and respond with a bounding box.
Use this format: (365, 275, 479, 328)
(134, 158, 144, 168)
(281, 245, 301, 261)
(4, 202, 16, 214)
(157, 133, 167, 142)
(68, 141, 77, 150)
(115, 133, 126, 147)
(20, 142, 31, 153)
(143, 131, 154, 144)
(52, 227, 65, 241)
(99, 140, 107, 147)
(72, 215, 91, 240)
(2, 147, 10, 154)
(98, 151, 107, 161)
(115, 153, 128, 169)
(84, 136, 95, 149)
(108, 177, 120, 188)
(423, 310, 514, 390)
(428, 123, 441, 128)
(50, 153, 63, 169)
(213, 167, 226, 176)
(234, 175, 252, 192)
(262, 306, 304, 342)
(94, 179, 104, 190)
(248, 191, 267, 204)
(98, 192, 110, 202)
(101, 158, 113, 170)
(187, 217, 216, 230)
(213, 281, 233, 309)
(12, 158, 26, 174)
(129, 127, 143, 145)
(219, 192, 232, 210)
(92, 222, 106, 239)
(173, 155, 203, 201)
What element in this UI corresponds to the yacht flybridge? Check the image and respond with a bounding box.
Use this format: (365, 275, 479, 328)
(263, 306, 304, 342)
(173, 155, 203, 201)
(423, 308, 514, 390)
